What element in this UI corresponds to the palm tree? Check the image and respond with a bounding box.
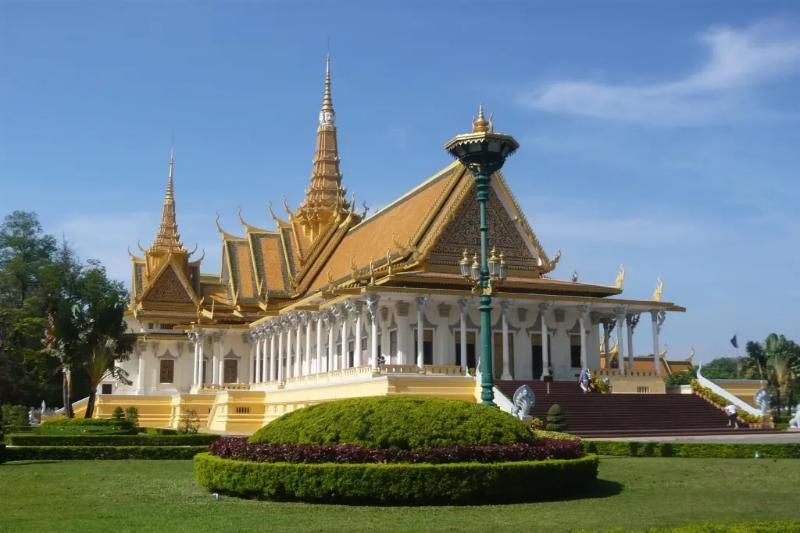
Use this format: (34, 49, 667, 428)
(84, 337, 131, 418)
(765, 334, 798, 416)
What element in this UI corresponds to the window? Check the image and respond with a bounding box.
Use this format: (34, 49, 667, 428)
(389, 330, 398, 361)
(493, 332, 515, 378)
(223, 359, 238, 383)
(570, 335, 582, 368)
(101, 384, 113, 395)
(455, 331, 477, 369)
(413, 329, 434, 365)
(159, 359, 174, 384)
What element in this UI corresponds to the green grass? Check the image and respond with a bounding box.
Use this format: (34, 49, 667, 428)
(1, 457, 798, 532)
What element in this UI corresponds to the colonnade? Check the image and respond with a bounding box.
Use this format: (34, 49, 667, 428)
(248, 295, 381, 384)
(187, 295, 670, 386)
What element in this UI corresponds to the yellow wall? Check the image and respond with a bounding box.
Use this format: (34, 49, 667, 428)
(91, 376, 477, 434)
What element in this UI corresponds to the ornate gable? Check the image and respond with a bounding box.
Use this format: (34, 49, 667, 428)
(142, 264, 195, 304)
(425, 178, 546, 277)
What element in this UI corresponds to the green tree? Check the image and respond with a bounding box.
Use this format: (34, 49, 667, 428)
(0, 212, 63, 406)
(701, 357, 742, 379)
(764, 334, 799, 415)
(52, 261, 134, 418)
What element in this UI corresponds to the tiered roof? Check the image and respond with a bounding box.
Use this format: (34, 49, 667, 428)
(128, 58, 683, 327)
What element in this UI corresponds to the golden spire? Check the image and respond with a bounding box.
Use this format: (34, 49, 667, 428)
(150, 147, 185, 253)
(295, 54, 350, 240)
(320, 53, 334, 121)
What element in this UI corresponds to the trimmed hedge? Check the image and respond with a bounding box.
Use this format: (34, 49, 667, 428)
(583, 440, 800, 459)
(210, 437, 583, 464)
(5, 445, 208, 461)
(250, 396, 533, 449)
(194, 452, 599, 504)
(5, 433, 219, 447)
(37, 418, 136, 435)
(652, 522, 800, 532)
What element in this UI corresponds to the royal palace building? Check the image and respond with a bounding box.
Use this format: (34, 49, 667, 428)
(96, 59, 686, 432)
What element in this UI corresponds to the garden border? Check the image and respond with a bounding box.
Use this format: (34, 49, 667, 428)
(4, 445, 208, 461)
(4, 433, 218, 447)
(583, 440, 800, 459)
(194, 452, 599, 504)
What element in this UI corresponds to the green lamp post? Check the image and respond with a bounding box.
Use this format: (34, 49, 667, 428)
(445, 105, 519, 406)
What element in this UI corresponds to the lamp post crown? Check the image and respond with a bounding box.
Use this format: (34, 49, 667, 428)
(444, 105, 520, 175)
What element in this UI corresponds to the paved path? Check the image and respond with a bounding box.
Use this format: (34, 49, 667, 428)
(591, 431, 800, 444)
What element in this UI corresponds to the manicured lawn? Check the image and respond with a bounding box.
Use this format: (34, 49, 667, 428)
(1, 457, 798, 532)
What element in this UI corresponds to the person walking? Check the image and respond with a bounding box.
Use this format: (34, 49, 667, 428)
(579, 368, 591, 393)
(725, 404, 739, 429)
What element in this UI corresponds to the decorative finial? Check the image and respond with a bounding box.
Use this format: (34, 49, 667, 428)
(615, 264, 625, 289)
(652, 277, 664, 302)
(319, 54, 335, 125)
(472, 104, 489, 133)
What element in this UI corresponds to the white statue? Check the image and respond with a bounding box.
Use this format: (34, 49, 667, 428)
(754, 388, 771, 415)
(511, 384, 535, 420)
(790, 405, 800, 430)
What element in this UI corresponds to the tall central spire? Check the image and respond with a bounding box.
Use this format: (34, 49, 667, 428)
(295, 55, 348, 240)
(150, 147, 185, 253)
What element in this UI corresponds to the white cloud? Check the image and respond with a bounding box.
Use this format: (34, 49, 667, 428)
(520, 19, 800, 125)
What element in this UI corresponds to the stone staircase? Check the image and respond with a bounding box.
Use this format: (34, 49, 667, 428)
(495, 380, 775, 438)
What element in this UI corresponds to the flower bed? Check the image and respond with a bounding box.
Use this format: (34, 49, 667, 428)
(210, 436, 583, 464)
(194, 452, 599, 504)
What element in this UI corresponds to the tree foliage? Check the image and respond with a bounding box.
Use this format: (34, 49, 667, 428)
(743, 333, 800, 415)
(0, 211, 132, 414)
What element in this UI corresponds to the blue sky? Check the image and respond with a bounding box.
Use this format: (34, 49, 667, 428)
(1, 1, 799, 362)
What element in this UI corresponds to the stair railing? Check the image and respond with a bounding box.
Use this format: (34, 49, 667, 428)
(695, 365, 762, 418)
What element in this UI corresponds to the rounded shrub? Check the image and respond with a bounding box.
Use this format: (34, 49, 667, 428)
(194, 452, 599, 504)
(250, 396, 533, 450)
(546, 404, 568, 432)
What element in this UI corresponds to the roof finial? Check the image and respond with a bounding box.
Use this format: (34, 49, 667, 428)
(472, 103, 489, 133)
(150, 146, 184, 253)
(319, 54, 335, 125)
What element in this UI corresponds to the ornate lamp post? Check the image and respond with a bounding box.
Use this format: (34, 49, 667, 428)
(445, 105, 519, 406)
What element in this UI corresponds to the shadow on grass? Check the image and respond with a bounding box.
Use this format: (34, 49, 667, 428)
(2, 460, 64, 466)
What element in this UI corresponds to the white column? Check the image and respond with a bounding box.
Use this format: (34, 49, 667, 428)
(260, 333, 268, 383)
(137, 348, 146, 393)
(539, 303, 551, 380)
(269, 327, 277, 382)
(415, 296, 429, 368)
(353, 303, 363, 367)
(277, 325, 285, 381)
(615, 307, 627, 375)
(315, 312, 323, 374)
(366, 295, 380, 370)
(651, 310, 663, 375)
(211, 337, 219, 385)
(626, 313, 638, 374)
(197, 333, 205, 386)
(190, 334, 198, 386)
(340, 306, 348, 370)
(325, 311, 336, 372)
(293, 314, 302, 377)
(458, 298, 468, 375)
(500, 300, 512, 380)
(218, 351, 225, 385)
(578, 304, 590, 370)
(251, 332, 259, 383)
(303, 313, 311, 376)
